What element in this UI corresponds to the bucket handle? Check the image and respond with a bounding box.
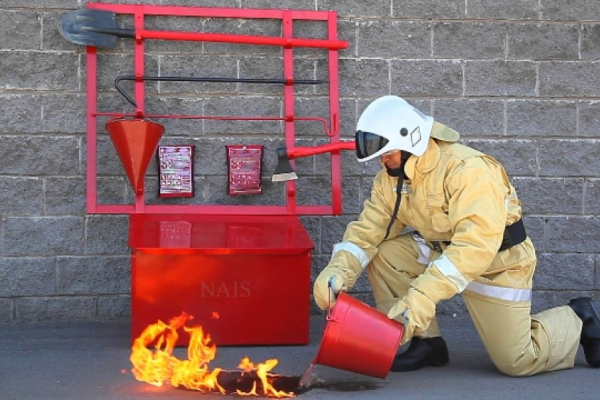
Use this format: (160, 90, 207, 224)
(326, 277, 339, 322)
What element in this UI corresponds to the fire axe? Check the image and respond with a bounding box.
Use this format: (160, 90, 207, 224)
(272, 141, 356, 182)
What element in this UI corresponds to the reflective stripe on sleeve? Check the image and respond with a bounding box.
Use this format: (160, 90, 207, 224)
(431, 255, 470, 292)
(332, 242, 370, 269)
(465, 280, 532, 302)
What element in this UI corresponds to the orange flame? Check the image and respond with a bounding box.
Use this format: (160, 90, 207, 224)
(130, 313, 295, 398)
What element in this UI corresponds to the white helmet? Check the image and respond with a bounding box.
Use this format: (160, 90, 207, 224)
(355, 95, 434, 162)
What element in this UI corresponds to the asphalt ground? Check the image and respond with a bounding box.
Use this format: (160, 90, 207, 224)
(0, 314, 597, 400)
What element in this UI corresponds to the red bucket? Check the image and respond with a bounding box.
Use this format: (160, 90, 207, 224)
(314, 292, 403, 379)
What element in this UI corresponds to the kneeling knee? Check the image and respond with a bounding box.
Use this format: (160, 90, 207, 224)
(495, 362, 532, 377)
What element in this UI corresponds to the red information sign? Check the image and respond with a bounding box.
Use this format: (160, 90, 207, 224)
(226, 145, 263, 196)
(157, 145, 195, 198)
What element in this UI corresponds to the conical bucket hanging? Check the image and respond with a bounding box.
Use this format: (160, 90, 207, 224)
(105, 118, 164, 194)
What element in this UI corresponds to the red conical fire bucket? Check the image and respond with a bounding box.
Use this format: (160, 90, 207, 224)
(105, 118, 164, 194)
(314, 292, 404, 379)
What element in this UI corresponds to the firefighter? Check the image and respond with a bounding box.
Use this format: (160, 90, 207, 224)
(313, 95, 600, 376)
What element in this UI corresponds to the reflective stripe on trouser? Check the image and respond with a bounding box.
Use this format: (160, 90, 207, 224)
(365, 232, 442, 338)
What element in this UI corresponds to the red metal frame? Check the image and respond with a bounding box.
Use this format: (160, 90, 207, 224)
(85, 3, 348, 215)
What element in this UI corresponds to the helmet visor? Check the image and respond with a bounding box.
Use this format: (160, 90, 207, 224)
(355, 130, 389, 160)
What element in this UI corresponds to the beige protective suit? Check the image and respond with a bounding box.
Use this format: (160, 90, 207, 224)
(315, 122, 582, 376)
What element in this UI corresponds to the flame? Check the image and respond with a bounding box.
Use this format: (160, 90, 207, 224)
(130, 313, 295, 398)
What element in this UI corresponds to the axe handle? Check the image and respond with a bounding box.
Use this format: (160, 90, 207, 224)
(287, 141, 355, 160)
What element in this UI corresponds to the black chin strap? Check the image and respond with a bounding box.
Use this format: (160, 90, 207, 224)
(383, 152, 411, 240)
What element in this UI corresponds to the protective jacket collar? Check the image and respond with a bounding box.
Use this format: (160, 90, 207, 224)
(404, 122, 460, 180)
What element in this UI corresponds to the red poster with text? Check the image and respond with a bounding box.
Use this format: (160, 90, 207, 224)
(226, 145, 263, 196)
(157, 145, 195, 198)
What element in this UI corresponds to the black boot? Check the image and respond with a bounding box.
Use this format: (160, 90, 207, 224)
(390, 337, 449, 372)
(568, 297, 600, 368)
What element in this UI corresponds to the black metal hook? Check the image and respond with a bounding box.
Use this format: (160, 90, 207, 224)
(114, 75, 327, 107)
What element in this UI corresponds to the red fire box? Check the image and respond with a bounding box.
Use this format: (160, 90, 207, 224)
(129, 213, 314, 346)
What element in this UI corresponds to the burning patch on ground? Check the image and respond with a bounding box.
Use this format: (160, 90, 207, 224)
(130, 312, 299, 397)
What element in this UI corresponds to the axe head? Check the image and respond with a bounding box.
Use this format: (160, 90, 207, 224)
(272, 147, 298, 182)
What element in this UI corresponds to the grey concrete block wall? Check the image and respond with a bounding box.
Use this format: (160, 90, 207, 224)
(0, 0, 598, 322)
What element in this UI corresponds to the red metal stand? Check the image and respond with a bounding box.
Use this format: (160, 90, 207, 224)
(86, 2, 347, 216)
(84, 3, 348, 345)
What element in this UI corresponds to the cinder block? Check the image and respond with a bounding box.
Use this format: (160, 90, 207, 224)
(523, 216, 545, 251)
(577, 101, 600, 137)
(94, 53, 159, 93)
(538, 61, 600, 97)
(465, 60, 536, 97)
(535, 253, 595, 290)
(297, 176, 338, 206)
(531, 290, 556, 314)
(85, 215, 130, 255)
(295, 96, 339, 135)
(467, 0, 540, 19)
(41, 94, 87, 134)
(204, 96, 282, 134)
(0, 10, 41, 50)
(584, 179, 600, 214)
(360, 176, 376, 205)
(1, 51, 78, 91)
(300, 216, 321, 253)
(512, 177, 583, 215)
(0, 257, 56, 296)
(244, 0, 315, 10)
(340, 176, 361, 214)
(539, 140, 600, 177)
(581, 24, 600, 60)
(0, 94, 43, 134)
(44, 177, 86, 216)
(0, 136, 80, 175)
(3, 0, 76, 8)
(463, 139, 537, 176)
(433, 22, 506, 60)
(159, 54, 238, 94)
(96, 136, 129, 176)
(239, 56, 292, 95)
(339, 58, 389, 97)
(15, 297, 96, 321)
(507, 23, 578, 60)
(97, 295, 131, 319)
(158, 0, 239, 8)
(391, 60, 463, 97)
(203, 18, 281, 55)
(320, 214, 355, 253)
(42, 11, 82, 51)
(541, 0, 600, 21)
(57, 256, 130, 294)
(546, 217, 600, 253)
(506, 100, 577, 136)
(320, 0, 389, 17)
(144, 97, 204, 136)
(0, 177, 44, 216)
(392, 0, 465, 19)
(358, 20, 431, 59)
(2, 217, 84, 256)
(433, 98, 504, 136)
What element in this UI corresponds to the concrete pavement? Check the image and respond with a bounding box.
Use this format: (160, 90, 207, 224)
(0, 315, 597, 400)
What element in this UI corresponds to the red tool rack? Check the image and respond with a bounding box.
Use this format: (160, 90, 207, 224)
(85, 2, 349, 345)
